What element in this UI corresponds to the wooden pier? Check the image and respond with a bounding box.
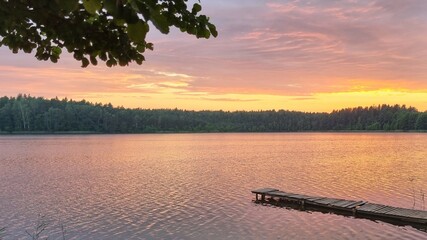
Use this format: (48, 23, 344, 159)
(252, 188, 427, 229)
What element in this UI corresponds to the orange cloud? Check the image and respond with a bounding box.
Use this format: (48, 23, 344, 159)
(1, 0, 427, 112)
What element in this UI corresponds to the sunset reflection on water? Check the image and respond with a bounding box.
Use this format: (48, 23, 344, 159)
(0, 133, 426, 239)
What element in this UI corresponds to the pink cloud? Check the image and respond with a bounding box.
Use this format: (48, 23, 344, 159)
(1, 0, 427, 110)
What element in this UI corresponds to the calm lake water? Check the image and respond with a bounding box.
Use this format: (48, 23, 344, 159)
(1, 133, 427, 239)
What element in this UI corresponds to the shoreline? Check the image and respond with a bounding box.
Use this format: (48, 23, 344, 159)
(1, 130, 426, 135)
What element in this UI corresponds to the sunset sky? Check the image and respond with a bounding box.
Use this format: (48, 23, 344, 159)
(1, 0, 427, 112)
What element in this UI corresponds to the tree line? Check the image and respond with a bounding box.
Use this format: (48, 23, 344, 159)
(1, 94, 427, 133)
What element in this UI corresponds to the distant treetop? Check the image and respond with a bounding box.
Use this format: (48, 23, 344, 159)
(1, 95, 427, 133)
(0, 0, 217, 67)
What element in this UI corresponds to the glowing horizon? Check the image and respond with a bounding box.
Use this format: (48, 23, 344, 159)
(1, 0, 427, 112)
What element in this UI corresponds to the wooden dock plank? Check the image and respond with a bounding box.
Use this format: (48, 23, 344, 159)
(305, 197, 325, 202)
(374, 206, 399, 214)
(387, 208, 427, 219)
(268, 191, 289, 197)
(289, 194, 306, 199)
(313, 198, 344, 205)
(252, 188, 427, 227)
(371, 205, 390, 213)
(347, 201, 366, 208)
(328, 200, 349, 207)
(284, 194, 302, 198)
(330, 200, 357, 208)
(270, 191, 302, 199)
(388, 208, 418, 217)
(310, 198, 331, 204)
(357, 203, 387, 212)
(251, 188, 279, 194)
(341, 201, 365, 208)
(294, 194, 314, 200)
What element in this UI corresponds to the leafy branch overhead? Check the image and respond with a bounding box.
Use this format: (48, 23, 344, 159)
(0, 0, 217, 67)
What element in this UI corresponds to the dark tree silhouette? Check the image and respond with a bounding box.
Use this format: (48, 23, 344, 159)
(0, 0, 217, 67)
(0, 95, 425, 133)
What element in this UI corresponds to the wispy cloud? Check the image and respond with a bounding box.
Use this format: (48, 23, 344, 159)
(290, 97, 317, 101)
(200, 97, 259, 102)
(1, 0, 427, 111)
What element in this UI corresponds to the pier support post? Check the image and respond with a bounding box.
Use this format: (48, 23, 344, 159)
(261, 194, 265, 202)
(256, 194, 259, 201)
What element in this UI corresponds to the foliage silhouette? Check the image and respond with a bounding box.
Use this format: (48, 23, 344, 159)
(0, 0, 217, 67)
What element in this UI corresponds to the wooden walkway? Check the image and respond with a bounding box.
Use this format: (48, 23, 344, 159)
(252, 188, 427, 228)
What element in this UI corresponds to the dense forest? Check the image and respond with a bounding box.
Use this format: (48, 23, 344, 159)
(1, 94, 427, 133)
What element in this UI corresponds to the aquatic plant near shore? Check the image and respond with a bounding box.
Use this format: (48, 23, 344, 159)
(409, 178, 416, 209)
(25, 215, 48, 240)
(0, 227, 5, 240)
(408, 177, 426, 211)
(421, 190, 425, 211)
(25, 216, 67, 240)
(0, 217, 66, 240)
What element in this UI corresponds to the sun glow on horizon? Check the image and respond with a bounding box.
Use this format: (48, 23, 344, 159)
(1, 62, 427, 113)
(11, 88, 422, 114)
(1, 0, 427, 113)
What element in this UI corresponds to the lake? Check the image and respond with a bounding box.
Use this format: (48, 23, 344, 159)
(1, 133, 427, 239)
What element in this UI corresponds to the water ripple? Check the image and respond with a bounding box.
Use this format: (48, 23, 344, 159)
(0, 133, 426, 239)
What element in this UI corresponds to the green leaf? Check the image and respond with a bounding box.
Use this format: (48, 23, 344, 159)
(81, 57, 90, 67)
(73, 51, 83, 60)
(83, 0, 102, 15)
(106, 59, 117, 67)
(129, 0, 140, 12)
(136, 43, 146, 53)
(113, 19, 126, 27)
(42, 53, 50, 60)
(203, 28, 210, 38)
(23, 45, 33, 53)
(196, 26, 209, 38)
(90, 56, 98, 65)
(52, 46, 62, 56)
(87, 16, 99, 24)
(146, 43, 154, 50)
(104, 0, 118, 15)
(188, 26, 196, 35)
(99, 52, 107, 61)
(50, 55, 59, 63)
(207, 23, 218, 37)
(123, 6, 139, 24)
(192, 3, 202, 14)
(119, 58, 128, 66)
(57, 0, 79, 12)
(150, 10, 169, 34)
(135, 54, 145, 65)
(127, 20, 149, 43)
